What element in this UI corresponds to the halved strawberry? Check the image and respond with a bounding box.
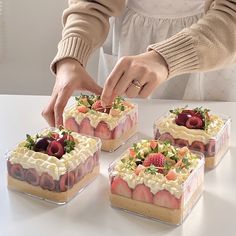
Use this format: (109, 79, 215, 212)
(10, 164, 25, 181)
(78, 118, 94, 136)
(123, 115, 132, 131)
(143, 153, 165, 167)
(74, 164, 85, 183)
(112, 123, 124, 139)
(25, 168, 40, 186)
(92, 100, 103, 110)
(64, 117, 79, 133)
(159, 133, 175, 145)
(175, 138, 189, 147)
(190, 140, 205, 153)
(153, 190, 181, 209)
(132, 184, 153, 203)
(206, 139, 216, 157)
(109, 108, 121, 117)
(150, 140, 158, 149)
(50, 132, 60, 140)
(166, 170, 177, 181)
(39, 172, 55, 191)
(84, 156, 95, 174)
(111, 177, 132, 198)
(77, 105, 89, 113)
(59, 171, 75, 192)
(93, 151, 100, 166)
(186, 116, 203, 129)
(94, 121, 112, 139)
(129, 148, 136, 158)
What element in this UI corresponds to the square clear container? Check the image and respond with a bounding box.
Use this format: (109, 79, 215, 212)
(6, 128, 101, 204)
(108, 148, 205, 225)
(154, 113, 231, 169)
(64, 104, 138, 152)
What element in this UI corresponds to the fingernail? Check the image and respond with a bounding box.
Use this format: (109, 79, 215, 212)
(101, 100, 106, 108)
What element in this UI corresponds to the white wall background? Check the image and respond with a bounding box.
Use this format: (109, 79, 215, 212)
(0, 0, 99, 95)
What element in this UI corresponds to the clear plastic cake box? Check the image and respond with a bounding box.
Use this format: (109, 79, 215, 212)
(154, 113, 231, 169)
(108, 149, 205, 225)
(6, 128, 101, 204)
(64, 104, 138, 152)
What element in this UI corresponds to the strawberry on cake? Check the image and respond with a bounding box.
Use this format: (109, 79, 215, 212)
(109, 140, 204, 225)
(64, 95, 138, 152)
(7, 127, 101, 204)
(154, 107, 231, 169)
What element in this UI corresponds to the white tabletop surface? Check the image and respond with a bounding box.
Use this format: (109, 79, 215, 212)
(0, 95, 235, 236)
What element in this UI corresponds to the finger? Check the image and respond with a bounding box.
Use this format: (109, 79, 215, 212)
(84, 75, 103, 95)
(54, 86, 74, 127)
(138, 79, 158, 98)
(101, 57, 130, 105)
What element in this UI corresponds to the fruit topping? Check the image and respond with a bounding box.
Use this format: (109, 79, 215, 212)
(46, 141, 65, 158)
(186, 116, 203, 129)
(166, 170, 177, 181)
(34, 137, 51, 152)
(132, 184, 153, 203)
(143, 153, 165, 168)
(111, 177, 132, 198)
(77, 105, 89, 113)
(134, 165, 146, 175)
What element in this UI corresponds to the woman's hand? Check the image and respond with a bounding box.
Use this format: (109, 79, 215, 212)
(101, 50, 168, 105)
(42, 58, 102, 127)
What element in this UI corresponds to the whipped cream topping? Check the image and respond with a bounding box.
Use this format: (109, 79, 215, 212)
(111, 141, 201, 199)
(64, 104, 137, 130)
(8, 129, 101, 180)
(155, 114, 224, 144)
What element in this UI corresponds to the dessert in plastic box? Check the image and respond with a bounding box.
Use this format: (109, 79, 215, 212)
(154, 107, 231, 169)
(64, 95, 138, 152)
(7, 127, 101, 204)
(109, 140, 204, 225)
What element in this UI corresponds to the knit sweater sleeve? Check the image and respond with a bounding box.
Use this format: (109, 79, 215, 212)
(51, 0, 125, 73)
(148, 0, 236, 79)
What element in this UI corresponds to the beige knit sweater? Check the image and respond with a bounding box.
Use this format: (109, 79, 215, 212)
(52, 0, 236, 79)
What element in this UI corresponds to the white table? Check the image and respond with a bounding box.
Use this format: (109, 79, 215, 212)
(0, 95, 235, 236)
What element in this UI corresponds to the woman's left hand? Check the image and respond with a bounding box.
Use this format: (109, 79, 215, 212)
(101, 50, 169, 105)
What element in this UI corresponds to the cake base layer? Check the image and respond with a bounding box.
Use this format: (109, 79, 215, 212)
(102, 125, 137, 152)
(205, 140, 229, 169)
(8, 165, 100, 204)
(110, 183, 203, 225)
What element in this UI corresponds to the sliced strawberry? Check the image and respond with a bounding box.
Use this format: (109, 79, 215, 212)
(129, 148, 136, 158)
(166, 170, 177, 181)
(25, 168, 40, 186)
(58, 134, 74, 145)
(159, 133, 175, 145)
(134, 165, 146, 175)
(186, 116, 204, 129)
(59, 171, 75, 192)
(175, 138, 189, 147)
(78, 118, 94, 136)
(93, 151, 100, 166)
(74, 164, 85, 183)
(153, 190, 181, 209)
(39, 172, 55, 191)
(112, 123, 124, 139)
(94, 121, 112, 139)
(124, 115, 132, 131)
(46, 140, 64, 159)
(150, 140, 158, 149)
(111, 177, 132, 198)
(109, 108, 121, 117)
(50, 132, 60, 140)
(64, 117, 79, 133)
(206, 139, 216, 157)
(84, 156, 95, 174)
(77, 105, 89, 113)
(132, 184, 153, 203)
(10, 163, 25, 181)
(190, 140, 205, 153)
(92, 100, 103, 110)
(143, 153, 165, 167)
(178, 146, 189, 157)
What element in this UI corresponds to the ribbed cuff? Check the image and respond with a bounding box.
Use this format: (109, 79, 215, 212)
(50, 36, 92, 74)
(148, 32, 200, 78)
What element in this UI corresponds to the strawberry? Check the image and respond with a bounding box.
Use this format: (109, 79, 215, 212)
(175, 138, 189, 147)
(50, 132, 59, 140)
(150, 140, 158, 149)
(134, 165, 145, 175)
(40, 172, 55, 191)
(132, 184, 153, 203)
(74, 164, 85, 183)
(206, 140, 216, 157)
(92, 100, 103, 110)
(159, 133, 175, 145)
(111, 177, 132, 198)
(77, 105, 89, 113)
(84, 156, 95, 174)
(110, 108, 121, 117)
(64, 117, 79, 133)
(112, 123, 124, 139)
(123, 115, 132, 131)
(143, 153, 165, 167)
(153, 190, 181, 209)
(78, 118, 94, 136)
(122, 100, 134, 108)
(190, 140, 205, 153)
(94, 121, 112, 139)
(166, 170, 177, 181)
(10, 164, 25, 181)
(59, 171, 75, 192)
(178, 146, 189, 157)
(186, 116, 203, 129)
(129, 148, 136, 158)
(46, 140, 64, 159)
(93, 151, 100, 166)
(25, 168, 40, 186)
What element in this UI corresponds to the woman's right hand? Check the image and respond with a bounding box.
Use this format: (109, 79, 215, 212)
(42, 58, 102, 127)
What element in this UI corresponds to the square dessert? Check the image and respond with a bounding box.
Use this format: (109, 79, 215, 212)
(7, 127, 101, 204)
(154, 107, 231, 169)
(64, 95, 138, 152)
(109, 140, 204, 225)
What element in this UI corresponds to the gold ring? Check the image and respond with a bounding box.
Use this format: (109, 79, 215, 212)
(130, 79, 142, 89)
